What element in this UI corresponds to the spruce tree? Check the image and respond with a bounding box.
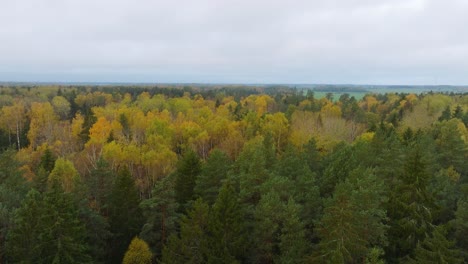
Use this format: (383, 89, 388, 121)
(206, 182, 247, 263)
(386, 145, 435, 261)
(194, 149, 232, 205)
(161, 199, 210, 264)
(108, 167, 143, 263)
(140, 174, 179, 259)
(408, 226, 463, 264)
(175, 149, 202, 211)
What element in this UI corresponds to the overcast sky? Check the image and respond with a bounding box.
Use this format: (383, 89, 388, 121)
(1, 0, 468, 85)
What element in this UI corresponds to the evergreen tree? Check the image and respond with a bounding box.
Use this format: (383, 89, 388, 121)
(386, 145, 435, 261)
(123, 237, 152, 264)
(302, 138, 322, 173)
(453, 199, 468, 261)
(86, 158, 113, 216)
(7, 184, 91, 263)
(314, 168, 387, 263)
(161, 199, 210, 264)
(175, 149, 202, 211)
(194, 149, 232, 205)
(5, 189, 43, 263)
(108, 167, 143, 263)
(0, 149, 30, 263)
(452, 105, 463, 119)
(407, 226, 463, 264)
(38, 182, 92, 263)
(274, 146, 322, 235)
(254, 192, 308, 264)
(278, 199, 308, 264)
(34, 148, 56, 192)
(140, 174, 179, 259)
(39, 147, 56, 173)
(206, 182, 248, 263)
(315, 181, 367, 263)
(433, 119, 467, 173)
(438, 105, 452, 121)
(320, 143, 358, 197)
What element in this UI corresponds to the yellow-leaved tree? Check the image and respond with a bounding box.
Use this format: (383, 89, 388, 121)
(123, 237, 152, 264)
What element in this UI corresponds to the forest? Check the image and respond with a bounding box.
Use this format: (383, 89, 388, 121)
(0, 84, 467, 263)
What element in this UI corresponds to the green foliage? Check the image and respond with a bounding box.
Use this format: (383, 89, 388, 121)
(6, 185, 91, 264)
(320, 143, 358, 197)
(140, 174, 179, 259)
(0, 149, 30, 262)
(175, 150, 202, 211)
(254, 192, 308, 264)
(386, 144, 436, 261)
(161, 199, 210, 264)
(123, 237, 152, 264)
(206, 182, 248, 263)
(194, 149, 232, 205)
(407, 226, 463, 264)
(453, 199, 468, 261)
(315, 168, 387, 263)
(108, 167, 143, 263)
(86, 158, 113, 215)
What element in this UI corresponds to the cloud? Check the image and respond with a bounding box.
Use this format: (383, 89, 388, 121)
(1, 0, 468, 84)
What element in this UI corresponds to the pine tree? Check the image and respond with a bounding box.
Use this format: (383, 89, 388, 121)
(315, 181, 367, 263)
(34, 148, 56, 192)
(302, 138, 322, 173)
(161, 199, 210, 264)
(275, 146, 322, 229)
(39, 182, 92, 263)
(407, 226, 463, 264)
(5, 189, 43, 263)
(206, 182, 247, 263)
(194, 149, 232, 205)
(7, 184, 92, 263)
(278, 199, 308, 264)
(175, 149, 202, 211)
(438, 105, 452, 121)
(0, 149, 30, 263)
(320, 143, 358, 197)
(108, 167, 143, 263)
(452, 105, 463, 119)
(123, 237, 152, 264)
(140, 174, 179, 259)
(386, 145, 435, 261)
(453, 199, 468, 261)
(86, 158, 113, 215)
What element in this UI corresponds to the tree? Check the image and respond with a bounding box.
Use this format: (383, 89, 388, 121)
(140, 174, 179, 259)
(453, 199, 468, 261)
(123, 237, 152, 264)
(48, 157, 81, 193)
(86, 158, 113, 215)
(407, 226, 463, 264)
(5, 189, 43, 263)
(438, 105, 452, 122)
(314, 168, 387, 263)
(6, 184, 91, 264)
(194, 149, 232, 205)
(174, 150, 202, 211)
(206, 182, 248, 263)
(161, 199, 210, 264)
(108, 167, 143, 263)
(278, 199, 309, 264)
(386, 144, 435, 261)
(315, 181, 367, 263)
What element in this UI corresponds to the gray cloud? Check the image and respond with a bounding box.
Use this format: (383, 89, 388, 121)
(1, 0, 468, 84)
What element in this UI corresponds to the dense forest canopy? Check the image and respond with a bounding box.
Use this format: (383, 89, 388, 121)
(0, 84, 467, 263)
